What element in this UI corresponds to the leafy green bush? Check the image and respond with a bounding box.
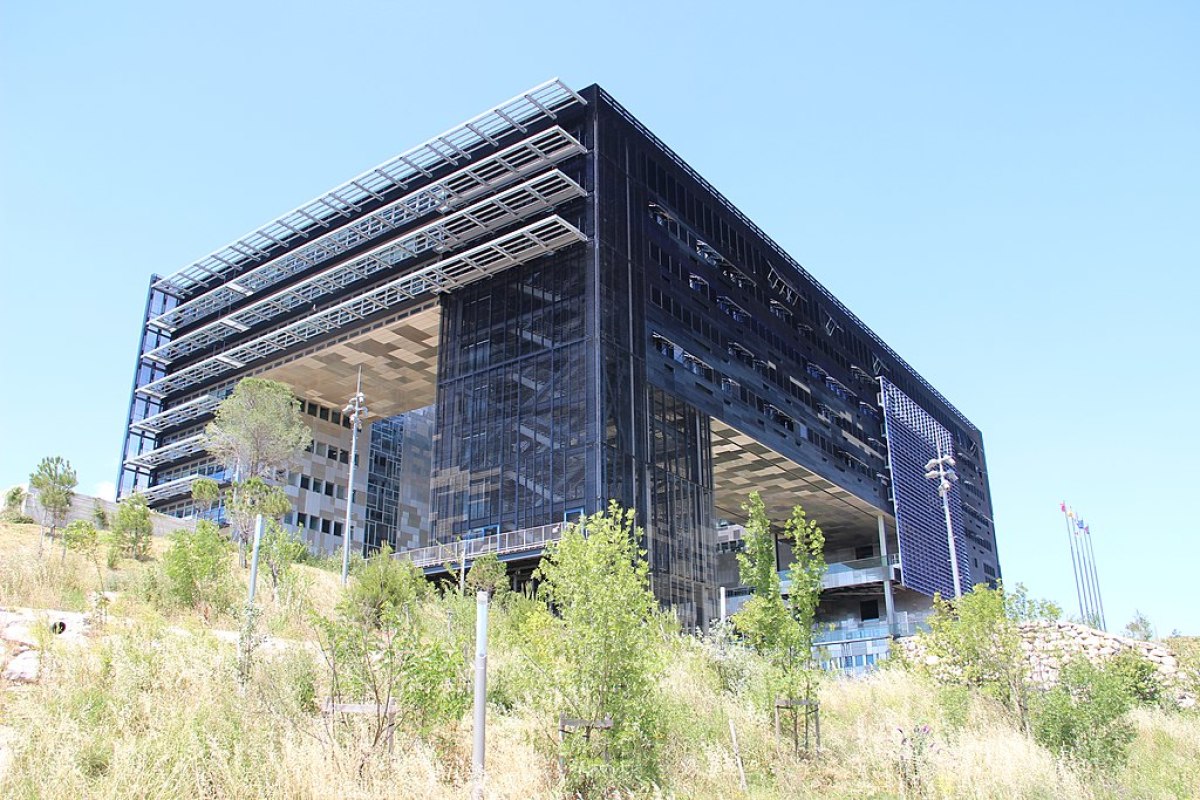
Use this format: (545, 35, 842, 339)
(1032, 657, 1135, 769)
(313, 555, 467, 763)
(531, 502, 665, 794)
(465, 551, 509, 598)
(345, 543, 428, 625)
(111, 493, 153, 560)
(162, 520, 235, 618)
(1107, 648, 1163, 706)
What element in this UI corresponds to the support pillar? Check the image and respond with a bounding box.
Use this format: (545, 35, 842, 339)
(877, 514, 896, 632)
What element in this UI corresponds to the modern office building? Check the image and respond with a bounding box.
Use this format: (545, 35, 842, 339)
(118, 79, 1000, 655)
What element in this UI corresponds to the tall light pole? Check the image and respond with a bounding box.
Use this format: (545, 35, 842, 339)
(341, 370, 368, 586)
(925, 442, 962, 599)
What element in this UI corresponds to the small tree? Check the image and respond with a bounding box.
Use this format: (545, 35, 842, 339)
(206, 379, 310, 566)
(914, 582, 1058, 731)
(29, 456, 77, 556)
(3, 486, 27, 521)
(733, 492, 826, 710)
(1122, 610, 1156, 641)
(205, 378, 312, 481)
(260, 518, 308, 598)
(228, 477, 291, 568)
(313, 549, 465, 766)
(191, 477, 221, 517)
(64, 519, 105, 588)
(91, 498, 109, 529)
(163, 520, 235, 619)
(111, 493, 154, 560)
(466, 551, 509, 598)
(532, 502, 664, 790)
(346, 544, 428, 625)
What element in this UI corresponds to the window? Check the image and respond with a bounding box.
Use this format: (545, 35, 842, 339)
(312, 479, 324, 494)
(333, 521, 344, 538)
(855, 545, 874, 560)
(321, 519, 331, 534)
(860, 600, 880, 621)
(564, 507, 585, 524)
(324, 482, 335, 497)
(331, 411, 342, 426)
(688, 273, 708, 292)
(299, 475, 310, 490)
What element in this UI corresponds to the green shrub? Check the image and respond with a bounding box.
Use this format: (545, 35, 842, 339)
(1107, 648, 1163, 706)
(1032, 657, 1135, 769)
(532, 502, 665, 794)
(111, 493, 153, 560)
(162, 520, 235, 617)
(345, 543, 428, 625)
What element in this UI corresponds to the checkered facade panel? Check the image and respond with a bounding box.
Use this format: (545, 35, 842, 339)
(880, 378, 970, 598)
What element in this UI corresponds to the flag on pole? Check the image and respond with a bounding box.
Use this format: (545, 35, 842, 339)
(1060, 501, 1067, 513)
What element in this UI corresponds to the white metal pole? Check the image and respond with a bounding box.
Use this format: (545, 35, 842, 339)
(341, 415, 359, 586)
(941, 489, 962, 599)
(472, 590, 489, 799)
(247, 513, 264, 606)
(719, 585, 727, 623)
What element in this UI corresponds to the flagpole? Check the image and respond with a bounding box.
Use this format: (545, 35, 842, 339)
(1082, 526, 1107, 631)
(1077, 520, 1099, 627)
(1061, 504, 1087, 623)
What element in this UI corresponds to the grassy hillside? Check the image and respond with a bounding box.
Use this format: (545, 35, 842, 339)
(1, 519, 1198, 798)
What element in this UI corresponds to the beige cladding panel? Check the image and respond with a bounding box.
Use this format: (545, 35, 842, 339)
(262, 306, 441, 421)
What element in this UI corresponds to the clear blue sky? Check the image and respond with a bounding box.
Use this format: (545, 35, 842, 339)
(2, 2, 1196, 634)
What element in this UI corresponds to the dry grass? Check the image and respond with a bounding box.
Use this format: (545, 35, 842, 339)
(3, 519, 1200, 798)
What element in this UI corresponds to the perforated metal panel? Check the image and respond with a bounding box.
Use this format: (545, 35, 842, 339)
(880, 377, 971, 598)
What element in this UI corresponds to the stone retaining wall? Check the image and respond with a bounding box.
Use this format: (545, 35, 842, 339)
(899, 620, 1195, 708)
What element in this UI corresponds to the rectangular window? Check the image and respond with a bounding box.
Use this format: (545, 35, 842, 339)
(319, 407, 329, 421)
(859, 599, 880, 621)
(321, 519, 331, 534)
(299, 475, 310, 490)
(334, 521, 344, 538)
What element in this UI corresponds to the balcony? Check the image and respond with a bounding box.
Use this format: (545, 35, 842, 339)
(399, 521, 566, 569)
(780, 553, 900, 592)
(813, 611, 931, 645)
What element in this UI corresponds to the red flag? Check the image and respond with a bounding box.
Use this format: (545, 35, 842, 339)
(1060, 501, 1067, 513)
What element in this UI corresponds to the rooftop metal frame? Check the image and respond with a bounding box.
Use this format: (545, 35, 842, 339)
(124, 433, 208, 470)
(153, 80, 585, 301)
(129, 394, 223, 434)
(137, 216, 586, 398)
(149, 127, 586, 333)
(140, 474, 205, 504)
(598, 87, 977, 432)
(144, 171, 586, 365)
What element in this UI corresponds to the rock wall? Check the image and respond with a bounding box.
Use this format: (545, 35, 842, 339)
(899, 620, 1195, 708)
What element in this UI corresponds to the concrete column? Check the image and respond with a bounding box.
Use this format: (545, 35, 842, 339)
(877, 514, 896, 631)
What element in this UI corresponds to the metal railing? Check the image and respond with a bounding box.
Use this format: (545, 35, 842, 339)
(813, 611, 931, 645)
(398, 521, 567, 569)
(780, 553, 900, 591)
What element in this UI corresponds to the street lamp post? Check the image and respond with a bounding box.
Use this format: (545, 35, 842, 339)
(925, 442, 962, 599)
(341, 371, 368, 586)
